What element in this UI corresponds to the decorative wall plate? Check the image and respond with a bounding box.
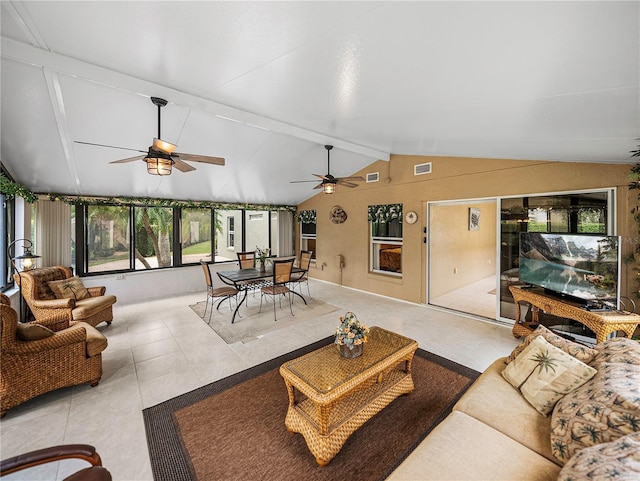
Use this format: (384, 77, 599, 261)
(405, 211, 418, 224)
(330, 205, 347, 224)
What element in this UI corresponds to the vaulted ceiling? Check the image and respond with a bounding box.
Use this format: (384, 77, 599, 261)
(1, 1, 638, 206)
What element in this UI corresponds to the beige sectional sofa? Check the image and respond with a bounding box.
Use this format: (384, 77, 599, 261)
(390, 326, 640, 481)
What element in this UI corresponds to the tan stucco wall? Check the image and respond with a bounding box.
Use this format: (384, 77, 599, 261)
(297, 155, 636, 305)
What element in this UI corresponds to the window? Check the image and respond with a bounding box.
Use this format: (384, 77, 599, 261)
(368, 204, 403, 275)
(87, 205, 131, 273)
(227, 216, 235, 247)
(134, 206, 173, 269)
(76, 203, 289, 274)
(181, 208, 212, 264)
(1, 190, 14, 290)
(298, 210, 317, 260)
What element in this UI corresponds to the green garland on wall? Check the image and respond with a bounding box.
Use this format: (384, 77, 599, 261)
(297, 210, 317, 223)
(0, 173, 38, 203)
(46, 193, 296, 213)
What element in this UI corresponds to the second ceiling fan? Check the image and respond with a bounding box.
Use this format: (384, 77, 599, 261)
(75, 97, 225, 175)
(291, 145, 364, 193)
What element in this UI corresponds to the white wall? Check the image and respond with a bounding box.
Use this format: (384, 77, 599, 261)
(82, 262, 240, 305)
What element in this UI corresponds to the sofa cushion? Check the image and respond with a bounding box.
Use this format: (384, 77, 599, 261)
(48, 276, 90, 301)
(591, 337, 640, 366)
(507, 324, 597, 365)
(557, 431, 640, 481)
(387, 411, 562, 481)
(453, 357, 557, 464)
(550, 341, 640, 465)
(502, 336, 597, 415)
(16, 322, 54, 341)
(65, 322, 108, 357)
(72, 295, 117, 320)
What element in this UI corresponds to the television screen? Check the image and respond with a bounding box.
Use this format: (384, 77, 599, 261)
(519, 233, 620, 305)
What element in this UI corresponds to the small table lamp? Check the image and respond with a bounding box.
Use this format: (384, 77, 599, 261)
(7, 239, 40, 321)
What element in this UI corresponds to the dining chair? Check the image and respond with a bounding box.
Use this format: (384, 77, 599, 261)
(291, 250, 313, 298)
(259, 259, 294, 321)
(200, 261, 239, 322)
(237, 251, 256, 269)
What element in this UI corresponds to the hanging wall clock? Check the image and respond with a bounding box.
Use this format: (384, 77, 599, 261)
(405, 211, 418, 224)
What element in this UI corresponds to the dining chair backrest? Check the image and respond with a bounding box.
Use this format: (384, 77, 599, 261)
(237, 251, 255, 269)
(299, 250, 313, 271)
(272, 259, 294, 285)
(200, 260, 213, 287)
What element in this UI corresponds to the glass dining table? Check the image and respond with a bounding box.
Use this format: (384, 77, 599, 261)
(218, 266, 307, 323)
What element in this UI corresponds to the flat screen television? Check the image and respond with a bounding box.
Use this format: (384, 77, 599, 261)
(519, 233, 620, 307)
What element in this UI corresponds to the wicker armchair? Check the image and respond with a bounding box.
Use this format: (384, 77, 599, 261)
(0, 301, 106, 418)
(1, 444, 111, 480)
(14, 266, 116, 331)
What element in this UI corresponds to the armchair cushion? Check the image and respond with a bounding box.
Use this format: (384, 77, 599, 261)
(16, 323, 54, 341)
(48, 276, 90, 301)
(65, 322, 108, 357)
(72, 296, 117, 322)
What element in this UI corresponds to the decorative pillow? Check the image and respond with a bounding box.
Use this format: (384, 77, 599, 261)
(16, 323, 54, 341)
(48, 276, 90, 301)
(557, 431, 640, 481)
(550, 361, 640, 464)
(506, 324, 597, 365)
(502, 336, 597, 415)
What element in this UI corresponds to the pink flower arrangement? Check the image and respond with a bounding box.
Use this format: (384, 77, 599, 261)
(334, 312, 369, 350)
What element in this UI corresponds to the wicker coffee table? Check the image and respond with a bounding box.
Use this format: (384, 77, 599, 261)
(279, 326, 418, 466)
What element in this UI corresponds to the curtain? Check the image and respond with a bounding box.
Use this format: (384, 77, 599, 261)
(278, 211, 294, 256)
(35, 200, 72, 268)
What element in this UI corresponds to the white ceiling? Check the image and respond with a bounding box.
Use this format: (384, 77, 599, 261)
(1, 1, 638, 206)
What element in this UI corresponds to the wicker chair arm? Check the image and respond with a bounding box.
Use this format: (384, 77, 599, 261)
(31, 298, 76, 309)
(87, 286, 106, 297)
(7, 327, 87, 355)
(1, 444, 102, 476)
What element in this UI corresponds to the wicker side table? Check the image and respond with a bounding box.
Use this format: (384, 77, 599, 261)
(279, 327, 418, 466)
(509, 285, 640, 343)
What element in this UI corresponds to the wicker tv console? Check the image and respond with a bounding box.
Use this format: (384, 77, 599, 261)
(279, 327, 418, 466)
(509, 285, 640, 343)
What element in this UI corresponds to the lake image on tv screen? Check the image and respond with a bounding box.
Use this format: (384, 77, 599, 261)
(519, 233, 618, 302)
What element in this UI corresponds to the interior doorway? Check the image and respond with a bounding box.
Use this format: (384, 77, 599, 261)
(428, 199, 498, 319)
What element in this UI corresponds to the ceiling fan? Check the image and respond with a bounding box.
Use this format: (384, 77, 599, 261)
(290, 145, 364, 194)
(74, 97, 225, 175)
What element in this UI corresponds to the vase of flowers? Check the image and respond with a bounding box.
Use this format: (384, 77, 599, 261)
(256, 246, 269, 272)
(334, 312, 369, 358)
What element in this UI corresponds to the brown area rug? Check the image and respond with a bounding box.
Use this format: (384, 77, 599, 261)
(143, 336, 479, 481)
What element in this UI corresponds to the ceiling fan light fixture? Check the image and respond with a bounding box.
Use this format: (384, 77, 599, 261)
(323, 181, 336, 194)
(145, 155, 174, 176)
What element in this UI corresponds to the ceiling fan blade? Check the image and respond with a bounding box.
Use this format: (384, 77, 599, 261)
(172, 157, 196, 173)
(153, 138, 178, 154)
(337, 176, 365, 182)
(174, 153, 225, 166)
(74, 141, 147, 154)
(336, 179, 359, 188)
(290, 180, 320, 183)
(109, 155, 146, 164)
(312, 174, 328, 180)
(313, 183, 324, 190)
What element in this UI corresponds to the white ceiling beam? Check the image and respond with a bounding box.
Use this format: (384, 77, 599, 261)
(1, 37, 390, 161)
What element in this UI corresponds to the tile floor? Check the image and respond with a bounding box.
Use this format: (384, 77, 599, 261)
(0, 280, 520, 481)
